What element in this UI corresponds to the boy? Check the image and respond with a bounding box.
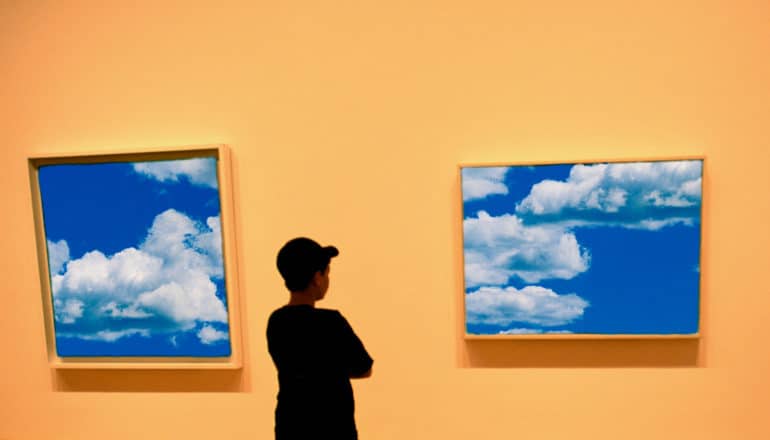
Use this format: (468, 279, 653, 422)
(267, 237, 374, 439)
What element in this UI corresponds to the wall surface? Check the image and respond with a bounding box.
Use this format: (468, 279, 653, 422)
(2, 1, 769, 439)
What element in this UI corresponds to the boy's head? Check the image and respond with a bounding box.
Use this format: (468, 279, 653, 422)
(276, 237, 339, 292)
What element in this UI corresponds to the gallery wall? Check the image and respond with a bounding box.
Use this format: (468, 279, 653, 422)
(1, 1, 769, 438)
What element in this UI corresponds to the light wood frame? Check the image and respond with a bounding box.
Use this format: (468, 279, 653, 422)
(29, 144, 243, 369)
(459, 156, 705, 340)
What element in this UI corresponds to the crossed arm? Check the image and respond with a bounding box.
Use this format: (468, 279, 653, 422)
(350, 367, 372, 379)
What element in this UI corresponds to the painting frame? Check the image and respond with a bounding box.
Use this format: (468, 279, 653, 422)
(28, 144, 243, 369)
(459, 156, 705, 340)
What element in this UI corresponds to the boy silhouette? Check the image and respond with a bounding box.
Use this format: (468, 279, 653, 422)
(267, 237, 373, 439)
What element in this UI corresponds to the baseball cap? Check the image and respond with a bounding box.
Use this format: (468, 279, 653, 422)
(276, 237, 339, 291)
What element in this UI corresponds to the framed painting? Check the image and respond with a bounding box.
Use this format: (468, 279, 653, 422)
(28, 145, 242, 368)
(460, 157, 703, 338)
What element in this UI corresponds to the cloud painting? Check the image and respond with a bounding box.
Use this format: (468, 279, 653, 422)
(38, 157, 232, 356)
(461, 159, 702, 335)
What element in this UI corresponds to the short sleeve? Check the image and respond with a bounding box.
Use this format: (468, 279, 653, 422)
(335, 311, 373, 377)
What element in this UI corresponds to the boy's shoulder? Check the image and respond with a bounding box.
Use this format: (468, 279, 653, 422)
(267, 306, 347, 335)
(269, 305, 343, 320)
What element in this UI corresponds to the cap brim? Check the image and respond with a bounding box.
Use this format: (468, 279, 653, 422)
(324, 246, 339, 258)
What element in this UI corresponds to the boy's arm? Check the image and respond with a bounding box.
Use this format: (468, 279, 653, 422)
(336, 312, 374, 379)
(350, 366, 372, 379)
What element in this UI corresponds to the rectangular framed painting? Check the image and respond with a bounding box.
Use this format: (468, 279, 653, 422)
(460, 158, 703, 338)
(28, 145, 242, 368)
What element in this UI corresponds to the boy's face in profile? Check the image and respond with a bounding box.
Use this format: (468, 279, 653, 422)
(314, 264, 331, 301)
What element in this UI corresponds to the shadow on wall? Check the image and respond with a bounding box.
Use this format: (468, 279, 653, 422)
(51, 369, 247, 392)
(462, 338, 701, 368)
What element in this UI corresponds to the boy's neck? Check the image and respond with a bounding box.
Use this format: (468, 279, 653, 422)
(288, 291, 316, 307)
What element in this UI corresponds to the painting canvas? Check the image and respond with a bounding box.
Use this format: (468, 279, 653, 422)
(30, 146, 240, 366)
(461, 158, 703, 337)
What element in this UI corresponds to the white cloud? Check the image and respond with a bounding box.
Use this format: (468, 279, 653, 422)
(132, 158, 218, 189)
(47, 239, 70, 274)
(58, 248, 164, 296)
(516, 161, 702, 230)
(59, 250, 114, 293)
(463, 211, 590, 286)
(54, 299, 84, 324)
(497, 328, 544, 334)
(462, 167, 510, 201)
(141, 210, 223, 278)
(78, 329, 151, 342)
(137, 273, 227, 325)
(635, 217, 696, 231)
(496, 328, 574, 335)
(466, 285, 588, 327)
(100, 301, 152, 319)
(197, 325, 229, 345)
(192, 216, 224, 275)
(51, 209, 229, 342)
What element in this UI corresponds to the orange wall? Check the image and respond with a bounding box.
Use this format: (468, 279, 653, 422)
(2, 1, 769, 438)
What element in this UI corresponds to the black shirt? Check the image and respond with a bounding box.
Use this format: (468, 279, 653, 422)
(267, 305, 373, 440)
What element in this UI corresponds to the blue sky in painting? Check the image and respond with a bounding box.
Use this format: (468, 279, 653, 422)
(39, 157, 232, 356)
(461, 160, 702, 335)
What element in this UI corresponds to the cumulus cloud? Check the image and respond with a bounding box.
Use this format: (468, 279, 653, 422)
(136, 273, 227, 324)
(466, 285, 588, 327)
(462, 167, 510, 201)
(516, 160, 702, 230)
(463, 211, 590, 286)
(197, 325, 229, 345)
(53, 248, 164, 296)
(132, 158, 218, 189)
(50, 209, 228, 343)
(141, 210, 224, 278)
(47, 239, 70, 274)
(54, 299, 84, 324)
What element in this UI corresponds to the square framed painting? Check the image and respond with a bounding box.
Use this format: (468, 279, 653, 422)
(28, 145, 242, 368)
(460, 157, 703, 339)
